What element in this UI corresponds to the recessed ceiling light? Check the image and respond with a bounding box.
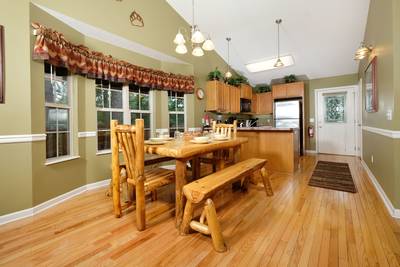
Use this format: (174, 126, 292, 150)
(245, 55, 295, 72)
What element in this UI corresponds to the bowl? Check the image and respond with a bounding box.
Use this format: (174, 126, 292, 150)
(213, 134, 225, 139)
(193, 136, 210, 142)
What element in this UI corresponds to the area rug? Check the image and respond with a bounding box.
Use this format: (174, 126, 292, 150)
(308, 161, 357, 193)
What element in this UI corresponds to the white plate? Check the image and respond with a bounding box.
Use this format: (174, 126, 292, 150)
(214, 137, 230, 141)
(190, 140, 211, 144)
(150, 137, 173, 142)
(145, 140, 167, 145)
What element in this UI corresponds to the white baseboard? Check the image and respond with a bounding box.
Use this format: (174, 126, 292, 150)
(0, 179, 110, 226)
(361, 160, 400, 219)
(306, 150, 317, 154)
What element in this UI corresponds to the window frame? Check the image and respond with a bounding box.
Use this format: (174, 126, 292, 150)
(95, 81, 154, 153)
(128, 86, 153, 140)
(168, 91, 186, 135)
(44, 66, 74, 162)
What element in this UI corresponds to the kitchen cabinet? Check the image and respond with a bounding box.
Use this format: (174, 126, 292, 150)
(257, 92, 273, 114)
(205, 80, 224, 112)
(272, 82, 304, 99)
(251, 93, 258, 113)
(229, 85, 240, 113)
(240, 84, 252, 99)
(206, 81, 241, 113)
(222, 83, 231, 112)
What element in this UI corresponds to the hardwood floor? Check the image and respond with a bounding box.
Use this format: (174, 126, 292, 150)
(0, 155, 399, 266)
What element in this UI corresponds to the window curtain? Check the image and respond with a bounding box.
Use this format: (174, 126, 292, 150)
(31, 22, 194, 93)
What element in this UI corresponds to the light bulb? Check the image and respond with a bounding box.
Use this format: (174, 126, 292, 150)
(202, 39, 215, 51)
(225, 71, 232, 78)
(192, 46, 204, 57)
(191, 28, 205, 44)
(173, 31, 185, 45)
(175, 44, 187, 54)
(274, 58, 284, 68)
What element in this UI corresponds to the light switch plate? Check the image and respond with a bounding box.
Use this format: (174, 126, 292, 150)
(310, 118, 315, 123)
(386, 109, 393, 120)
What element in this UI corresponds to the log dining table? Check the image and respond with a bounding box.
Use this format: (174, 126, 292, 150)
(144, 137, 248, 227)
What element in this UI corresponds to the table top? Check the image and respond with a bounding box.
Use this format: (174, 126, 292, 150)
(144, 137, 248, 159)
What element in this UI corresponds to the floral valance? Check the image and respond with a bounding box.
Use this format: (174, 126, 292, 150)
(31, 22, 194, 93)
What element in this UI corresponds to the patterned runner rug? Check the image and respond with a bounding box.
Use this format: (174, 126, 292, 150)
(308, 161, 357, 193)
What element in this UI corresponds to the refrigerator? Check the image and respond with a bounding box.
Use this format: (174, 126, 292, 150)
(274, 99, 303, 155)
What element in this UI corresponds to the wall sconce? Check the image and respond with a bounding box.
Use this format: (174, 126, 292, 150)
(354, 42, 373, 60)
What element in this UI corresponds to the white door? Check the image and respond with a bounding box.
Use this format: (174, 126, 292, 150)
(316, 87, 356, 155)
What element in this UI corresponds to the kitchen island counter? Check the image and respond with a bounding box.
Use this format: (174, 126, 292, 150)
(237, 128, 300, 173)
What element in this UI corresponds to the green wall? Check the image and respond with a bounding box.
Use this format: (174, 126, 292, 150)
(359, 0, 400, 208)
(304, 74, 359, 151)
(0, 0, 230, 215)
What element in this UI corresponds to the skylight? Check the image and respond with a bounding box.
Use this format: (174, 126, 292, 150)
(245, 55, 295, 73)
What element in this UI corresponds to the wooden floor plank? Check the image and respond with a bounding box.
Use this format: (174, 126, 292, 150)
(0, 155, 399, 267)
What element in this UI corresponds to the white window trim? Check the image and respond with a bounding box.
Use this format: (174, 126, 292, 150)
(45, 72, 75, 163)
(168, 91, 186, 133)
(96, 83, 154, 153)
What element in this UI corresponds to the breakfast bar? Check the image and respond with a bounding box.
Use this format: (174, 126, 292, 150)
(237, 127, 300, 173)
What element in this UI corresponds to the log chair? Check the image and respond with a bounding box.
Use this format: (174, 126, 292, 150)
(111, 119, 175, 231)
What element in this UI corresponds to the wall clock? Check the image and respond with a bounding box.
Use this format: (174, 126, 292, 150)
(196, 88, 205, 100)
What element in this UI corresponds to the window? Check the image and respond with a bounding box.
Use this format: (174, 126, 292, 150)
(129, 85, 151, 140)
(96, 81, 153, 151)
(45, 63, 71, 159)
(168, 91, 185, 137)
(95, 79, 124, 151)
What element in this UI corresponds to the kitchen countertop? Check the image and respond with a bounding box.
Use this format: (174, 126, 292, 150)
(237, 126, 297, 132)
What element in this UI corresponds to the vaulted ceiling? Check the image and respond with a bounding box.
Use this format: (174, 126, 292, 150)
(166, 0, 370, 85)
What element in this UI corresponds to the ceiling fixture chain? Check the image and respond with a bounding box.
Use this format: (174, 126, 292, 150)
(274, 19, 284, 68)
(225, 37, 232, 78)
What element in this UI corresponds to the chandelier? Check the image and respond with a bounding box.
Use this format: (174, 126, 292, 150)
(173, 0, 214, 57)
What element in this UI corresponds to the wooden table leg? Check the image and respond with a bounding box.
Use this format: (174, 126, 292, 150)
(192, 157, 200, 180)
(175, 159, 189, 228)
(215, 150, 225, 171)
(233, 145, 241, 163)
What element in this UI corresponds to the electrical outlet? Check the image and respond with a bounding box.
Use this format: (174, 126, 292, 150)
(371, 155, 374, 164)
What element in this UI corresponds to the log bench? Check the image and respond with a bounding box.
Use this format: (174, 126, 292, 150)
(180, 158, 274, 252)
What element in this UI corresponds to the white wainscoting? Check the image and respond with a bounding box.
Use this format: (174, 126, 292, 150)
(362, 126, 400, 139)
(0, 134, 46, 144)
(0, 179, 110, 226)
(361, 160, 400, 219)
(78, 131, 97, 138)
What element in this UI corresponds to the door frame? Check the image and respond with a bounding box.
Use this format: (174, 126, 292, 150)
(357, 78, 363, 158)
(314, 85, 359, 155)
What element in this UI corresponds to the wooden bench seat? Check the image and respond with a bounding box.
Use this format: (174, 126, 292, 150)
(180, 158, 274, 252)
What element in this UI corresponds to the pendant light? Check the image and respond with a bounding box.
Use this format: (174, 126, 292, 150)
(173, 0, 214, 56)
(274, 19, 284, 68)
(225, 37, 232, 78)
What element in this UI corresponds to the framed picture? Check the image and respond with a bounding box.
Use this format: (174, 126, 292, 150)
(365, 56, 377, 112)
(0, 25, 4, 104)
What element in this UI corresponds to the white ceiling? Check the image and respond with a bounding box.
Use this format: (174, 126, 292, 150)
(166, 0, 370, 85)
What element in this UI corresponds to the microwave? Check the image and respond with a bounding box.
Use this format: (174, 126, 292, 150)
(240, 99, 251, 113)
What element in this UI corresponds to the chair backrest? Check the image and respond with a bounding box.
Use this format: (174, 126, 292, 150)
(111, 119, 145, 185)
(212, 120, 237, 138)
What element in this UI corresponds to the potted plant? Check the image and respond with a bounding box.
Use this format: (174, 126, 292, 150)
(226, 76, 241, 87)
(284, 74, 297, 83)
(254, 84, 271, 93)
(207, 68, 223, 81)
(235, 74, 249, 85)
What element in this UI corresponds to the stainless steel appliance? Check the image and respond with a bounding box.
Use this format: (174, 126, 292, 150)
(274, 98, 303, 154)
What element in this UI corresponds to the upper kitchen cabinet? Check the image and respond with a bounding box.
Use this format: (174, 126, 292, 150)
(272, 82, 304, 99)
(205, 80, 225, 112)
(240, 84, 253, 99)
(229, 85, 240, 113)
(257, 92, 273, 114)
(205, 81, 240, 113)
(251, 93, 258, 113)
